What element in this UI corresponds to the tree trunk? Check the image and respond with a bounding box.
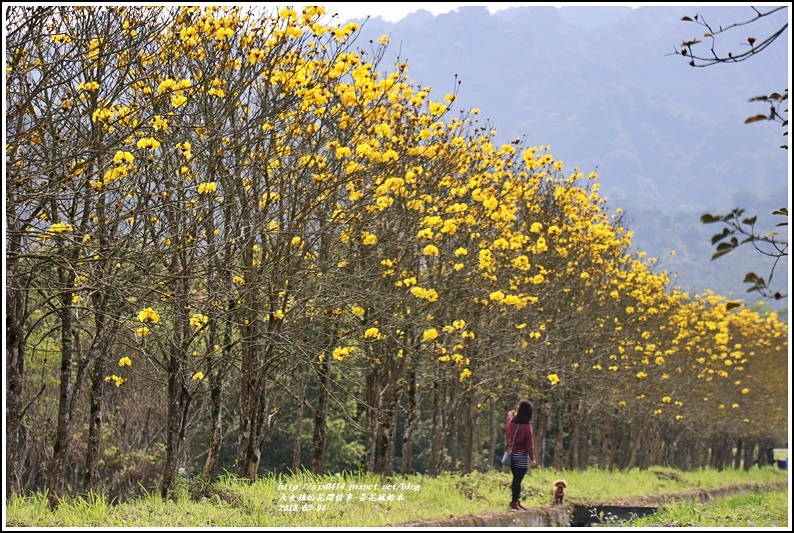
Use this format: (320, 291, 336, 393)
(462, 389, 475, 474)
(236, 333, 257, 479)
(83, 317, 114, 494)
(733, 438, 742, 470)
(400, 365, 417, 474)
(364, 369, 378, 473)
(47, 288, 76, 510)
(689, 439, 701, 469)
(608, 418, 621, 472)
(683, 439, 695, 470)
(428, 375, 445, 476)
(709, 439, 721, 470)
(293, 364, 304, 472)
(638, 427, 651, 469)
(375, 377, 402, 476)
(83, 178, 115, 495)
(374, 363, 394, 475)
(652, 431, 665, 468)
(597, 418, 611, 469)
(488, 397, 504, 470)
(5, 244, 26, 499)
(202, 374, 224, 483)
(567, 402, 580, 469)
(201, 193, 234, 488)
(161, 275, 192, 499)
(311, 355, 331, 474)
(237, 379, 269, 480)
(743, 440, 755, 471)
(202, 326, 232, 486)
(236, 319, 277, 481)
(489, 398, 498, 470)
(552, 405, 566, 470)
(449, 392, 458, 473)
(161, 348, 191, 499)
(375, 360, 402, 476)
(533, 400, 546, 469)
(578, 416, 592, 469)
(625, 426, 642, 470)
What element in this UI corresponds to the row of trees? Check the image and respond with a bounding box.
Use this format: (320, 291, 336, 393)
(5, 6, 787, 508)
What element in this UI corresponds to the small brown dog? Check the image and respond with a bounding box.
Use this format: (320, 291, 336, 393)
(553, 479, 568, 505)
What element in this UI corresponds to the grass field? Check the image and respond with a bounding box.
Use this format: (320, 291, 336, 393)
(623, 488, 790, 528)
(4, 465, 788, 527)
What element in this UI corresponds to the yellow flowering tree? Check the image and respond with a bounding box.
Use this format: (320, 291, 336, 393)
(6, 5, 789, 505)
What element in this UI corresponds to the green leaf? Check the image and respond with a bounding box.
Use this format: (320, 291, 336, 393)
(724, 208, 744, 220)
(700, 213, 719, 224)
(711, 249, 732, 260)
(746, 274, 768, 293)
(748, 95, 769, 102)
(710, 228, 731, 245)
(772, 208, 788, 216)
(681, 16, 694, 21)
(745, 114, 769, 124)
(743, 272, 760, 284)
(741, 216, 757, 226)
(725, 302, 741, 311)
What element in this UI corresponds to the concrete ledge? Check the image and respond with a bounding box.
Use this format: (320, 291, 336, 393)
(400, 506, 570, 528)
(396, 481, 786, 528)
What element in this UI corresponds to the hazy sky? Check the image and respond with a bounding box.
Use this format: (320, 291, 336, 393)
(246, 3, 641, 25)
(325, 2, 546, 24)
(247, 3, 644, 24)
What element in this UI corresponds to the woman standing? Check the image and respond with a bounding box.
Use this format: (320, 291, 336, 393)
(505, 399, 538, 511)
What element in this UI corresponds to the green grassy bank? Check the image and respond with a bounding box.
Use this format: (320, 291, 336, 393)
(5, 466, 788, 527)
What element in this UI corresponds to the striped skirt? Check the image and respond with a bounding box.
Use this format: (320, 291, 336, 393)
(510, 451, 530, 469)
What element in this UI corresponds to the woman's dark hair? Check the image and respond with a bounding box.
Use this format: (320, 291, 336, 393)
(514, 399, 533, 424)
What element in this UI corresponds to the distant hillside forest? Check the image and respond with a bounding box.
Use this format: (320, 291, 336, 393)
(350, 5, 790, 307)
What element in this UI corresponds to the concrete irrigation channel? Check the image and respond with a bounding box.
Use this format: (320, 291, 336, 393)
(398, 481, 788, 527)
